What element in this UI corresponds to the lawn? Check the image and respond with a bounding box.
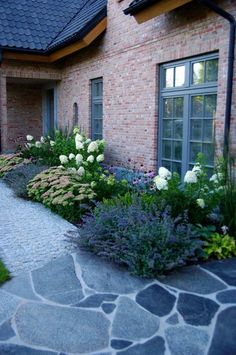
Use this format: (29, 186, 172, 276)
(0, 259, 10, 285)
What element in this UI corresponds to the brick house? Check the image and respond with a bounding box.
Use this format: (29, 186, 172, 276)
(0, 0, 235, 175)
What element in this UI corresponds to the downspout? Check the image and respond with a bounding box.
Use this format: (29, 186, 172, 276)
(197, 0, 236, 158)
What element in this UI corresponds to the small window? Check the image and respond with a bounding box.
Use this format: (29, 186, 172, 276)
(164, 65, 185, 88)
(73, 102, 79, 126)
(192, 58, 218, 85)
(91, 78, 103, 140)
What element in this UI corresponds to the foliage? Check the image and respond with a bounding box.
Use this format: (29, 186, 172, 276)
(0, 154, 26, 177)
(203, 233, 236, 260)
(0, 260, 10, 285)
(3, 163, 49, 198)
(27, 167, 96, 221)
(75, 197, 202, 277)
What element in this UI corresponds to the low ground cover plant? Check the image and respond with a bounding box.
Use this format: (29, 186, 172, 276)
(0, 154, 26, 177)
(0, 260, 10, 285)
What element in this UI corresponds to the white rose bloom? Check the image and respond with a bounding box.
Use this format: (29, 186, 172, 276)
(153, 176, 168, 190)
(50, 140, 55, 146)
(75, 133, 83, 142)
(196, 198, 205, 209)
(77, 166, 85, 176)
(76, 153, 83, 165)
(59, 155, 68, 164)
(87, 141, 98, 153)
(158, 167, 172, 180)
(69, 153, 75, 160)
(96, 154, 104, 162)
(76, 141, 84, 150)
(35, 141, 41, 148)
(40, 136, 45, 143)
(26, 135, 34, 141)
(184, 170, 197, 183)
(87, 155, 94, 163)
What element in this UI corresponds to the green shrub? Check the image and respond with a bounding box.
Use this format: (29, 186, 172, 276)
(0, 154, 25, 177)
(3, 163, 49, 198)
(75, 197, 202, 277)
(203, 233, 236, 260)
(0, 260, 10, 285)
(27, 167, 96, 221)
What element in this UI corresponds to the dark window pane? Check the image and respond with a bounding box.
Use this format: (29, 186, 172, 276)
(93, 103, 103, 119)
(203, 120, 214, 142)
(173, 141, 182, 160)
(164, 98, 173, 118)
(192, 95, 204, 117)
(175, 66, 185, 87)
(172, 161, 182, 176)
(91, 78, 103, 139)
(206, 59, 218, 82)
(205, 95, 217, 118)
(162, 160, 171, 170)
(203, 143, 214, 165)
(173, 120, 183, 139)
(165, 68, 174, 88)
(190, 142, 202, 162)
(163, 120, 172, 138)
(191, 119, 202, 141)
(93, 119, 102, 135)
(174, 97, 184, 117)
(162, 140, 171, 159)
(193, 62, 204, 84)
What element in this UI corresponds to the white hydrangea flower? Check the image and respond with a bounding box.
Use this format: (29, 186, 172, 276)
(75, 133, 83, 142)
(87, 141, 98, 153)
(96, 154, 104, 162)
(26, 143, 33, 148)
(85, 138, 91, 144)
(68, 167, 76, 173)
(73, 127, 80, 134)
(75, 153, 83, 165)
(58, 165, 64, 169)
(76, 141, 84, 150)
(77, 166, 85, 176)
(87, 155, 94, 163)
(35, 141, 41, 148)
(196, 198, 205, 208)
(158, 167, 172, 180)
(221, 225, 229, 235)
(50, 140, 55, 147)
(26, 135, 34, 141)
(59, 155, 68, 164)
(91, 181, 96, 188)
(40, 136, 45, 143)
(184, 170, 197, 183)
(210, 173, 223, 184)
(69, 153, 75, 160)
(153, 176, 168, 190)
(192, 164, 202, 175)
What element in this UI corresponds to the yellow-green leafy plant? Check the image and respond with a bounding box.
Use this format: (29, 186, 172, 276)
(0, 154, 27, 177)
(204, 233, 236, 260)
(27, 167, 96, 221)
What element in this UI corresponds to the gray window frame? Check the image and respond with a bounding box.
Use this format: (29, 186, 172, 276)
(91, 77, 103, 140)
(158, 53, 218, 176)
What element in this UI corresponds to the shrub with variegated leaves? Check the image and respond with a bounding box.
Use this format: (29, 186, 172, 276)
(0, 153, 29, 177)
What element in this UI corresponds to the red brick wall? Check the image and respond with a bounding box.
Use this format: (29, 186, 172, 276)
(57, 0, 236, 170)
(6, 83, 43, 151)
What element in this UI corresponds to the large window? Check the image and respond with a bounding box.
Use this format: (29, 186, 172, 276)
(91, 78, 103, 140)
(159, 54, 218, 176)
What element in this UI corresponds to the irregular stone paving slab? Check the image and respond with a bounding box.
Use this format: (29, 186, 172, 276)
(15, 302, 110, 353)
(32, 255, 84, 304)
(208, 306, 236, 355)
(216, 289, 236, 304)
(166, 313, 179, 325)
(177, 293, 219, 326)
(0, 290, 21, 324)
(112, 296, 160, 341)
(0, 181, 76, 274)
(111, 339, 133, 350)
(0, 319, 15, 341)
(160, 265, 226, 294)
(0, 344, 56, 355)
(102, 303, 116, 314)
(202, 257, 236, 286)
(76, 293, 117, 308)
(2, 274, 39, 300)
(119, 336, 165, 355)
(136, 284, 176, 317)
(165, 325, 209, 355)
(76, 251, 150, 293)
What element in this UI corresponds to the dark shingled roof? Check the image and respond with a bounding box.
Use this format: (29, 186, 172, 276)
(124, 0, 157, 16)
(0, 0, 107, 53)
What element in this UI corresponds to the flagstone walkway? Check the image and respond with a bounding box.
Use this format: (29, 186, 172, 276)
(0, 181, 236, 354)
